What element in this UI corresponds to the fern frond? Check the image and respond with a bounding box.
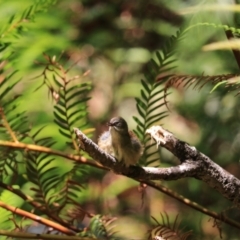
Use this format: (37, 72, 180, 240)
(36, 54, 92, 151)
(134, 30, 183, 166)
(148, 213, 192, 240)
(0, 1, 56, 43)
(163, 73, 240, 106)
(0, 1, 58, 184)
(78, 215, 121, 240)
(185, 22, 240, 36)
(0, 149, 19, 184)
(0, 70, 28, 142)
(90, 215, 109, 238)
(0, 70, 29, 183)
(51, 163, 87, 225)
(0, 190, 23, 230)
(25, 132, 59, 209)
(53, 82, 91, 150)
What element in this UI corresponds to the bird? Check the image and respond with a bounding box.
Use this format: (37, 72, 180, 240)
(98, 117, 142, 167)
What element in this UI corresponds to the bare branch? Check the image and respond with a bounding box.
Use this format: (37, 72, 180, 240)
(146, 126, 240, 205)
(74, 126, 240, 205)
(0, 140, 106, 170)
(0, 181, 79, 232)
(0, 201, 75, 235)
(0, 229, 93, 240)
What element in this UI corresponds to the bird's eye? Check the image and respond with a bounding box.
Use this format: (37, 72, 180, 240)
(115, 121, 123, 128)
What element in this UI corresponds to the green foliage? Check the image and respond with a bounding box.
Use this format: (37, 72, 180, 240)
(35, 54, 92, 150)
(163, 73, 240, 105)
(78, 215, 124, 240)
(0, 0, 56, 59)
(148, 213, 191, 240)
(0, 67, 28, 184)
(1, 0, 240, 239)
(0, 70, 28, 141)
(0, 0, 59, 186)
(56, 163, 87, 224)
(0, 0, 92, 236)
(0, 190, 23, 230)
(25, 131, 58, 206)
(158, 22, 240, 99)
(134, 31, 183, 166)
(186, 22, 240, 35)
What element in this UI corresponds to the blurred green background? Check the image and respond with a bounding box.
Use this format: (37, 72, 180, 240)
(1, 0, 240, 239)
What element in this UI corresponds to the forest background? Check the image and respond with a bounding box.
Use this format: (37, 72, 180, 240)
(1, 0, 240, 239)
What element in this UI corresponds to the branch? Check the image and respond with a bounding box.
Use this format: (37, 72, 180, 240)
(0, 181, 79, 232)
(144, 180, 240, 229)
(74, 126, 240, 205)
(74, 127, 240, 230)
(0, 201, 75, 235)
(222, 7, 240, 70)
(146, 126, 240, 205)
(225, 29, 240, 69)
(0, 140, 106, 170)
(0, 108, 19, 142)
(0, 230, 93, 240)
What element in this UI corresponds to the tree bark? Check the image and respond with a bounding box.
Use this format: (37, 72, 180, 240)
(74, 126, 240, 205)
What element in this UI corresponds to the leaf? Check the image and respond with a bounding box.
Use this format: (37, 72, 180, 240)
(156, 51, 163, 64)
(0, 73, 19, 101)
(141, 79, 151, 93)
(146, 113, 168, 128)
(31, 126, 47, 139)
(210, 81, 227, 93)
(136, 98, 147, 111)
(134, 31, 181, 166)
(54, 105, 67, 117)
(133, 116, 144, 129)
(59, 128, 72, 139)
(53, 111, 68, 125)
(136, 103, 145, 118)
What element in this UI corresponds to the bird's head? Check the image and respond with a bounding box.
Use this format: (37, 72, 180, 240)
(108, 117, 129, 134)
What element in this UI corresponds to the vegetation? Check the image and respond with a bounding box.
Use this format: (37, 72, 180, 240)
(1, 0, 240, 239)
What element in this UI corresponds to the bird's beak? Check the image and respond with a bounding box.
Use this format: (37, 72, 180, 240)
(107, 122, 114, 127)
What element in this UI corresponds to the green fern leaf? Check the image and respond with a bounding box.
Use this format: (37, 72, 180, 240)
(89, 215, 117, 239)
(148, 213, 192, 240)
(0, 70, 29, 181)
(0, 190, 23, 230)
(186, 22, 240, 35)
(34, 57, 93, 150)
(24, 128, 60, 208)
(59, 129, 72, 139)
(51, 163, 88, 225)
(164, 73, 240, 101)
(141, 79, 151, 93)
(134, 30, 182, 166)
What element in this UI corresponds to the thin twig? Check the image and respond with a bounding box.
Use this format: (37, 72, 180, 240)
(0, 201, 75, 235)
(0, 182, 79, 232)
(0, 140, 107, 170)
(0, 108, 19, 142)
(0, 230, 93, 240)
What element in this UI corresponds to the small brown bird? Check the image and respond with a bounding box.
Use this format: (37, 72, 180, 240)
(98, 117, 142, 167)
